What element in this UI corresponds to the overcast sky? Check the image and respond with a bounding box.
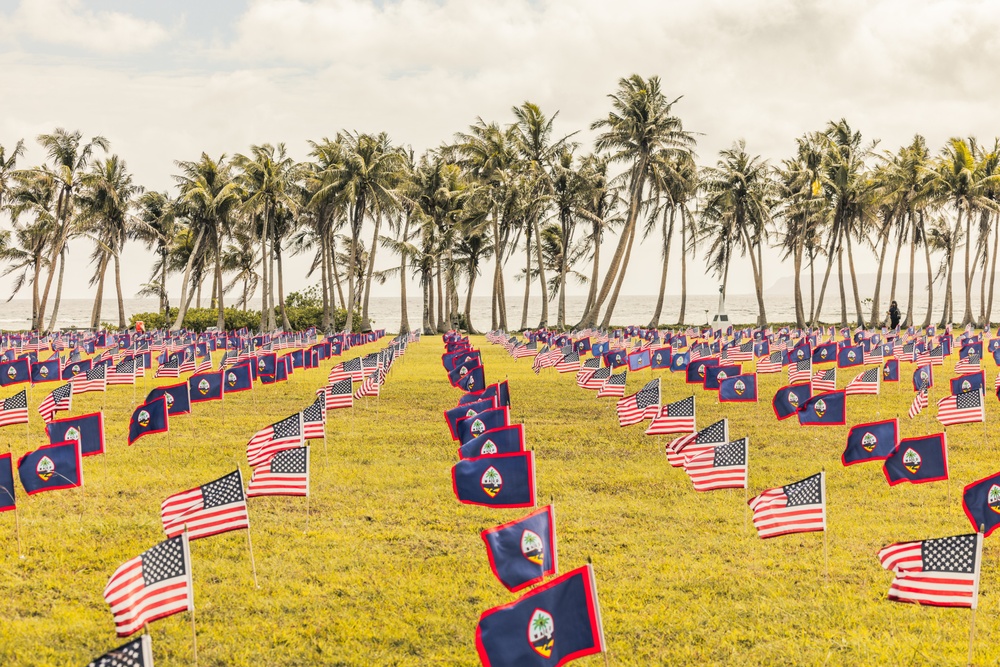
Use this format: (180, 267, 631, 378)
(2, 0, 998, 303)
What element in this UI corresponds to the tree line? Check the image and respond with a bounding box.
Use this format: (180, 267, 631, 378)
(1, 74, 998, 334)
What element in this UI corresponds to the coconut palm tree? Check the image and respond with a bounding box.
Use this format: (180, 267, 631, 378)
(1, 171, 56, 328)
(33, 129, 109, 331)
(134, 191, 177, 315)
(700, 141, 774, 326)
(580, 74, 694, 328)
(172, 153, 242, 330)
(0, 140, 26, 211)
(452, 219, 494, 334)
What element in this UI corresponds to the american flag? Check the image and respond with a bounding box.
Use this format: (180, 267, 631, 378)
(72, 364, 107, 394)
(878, 533, 982, 608)
(194, 356, 213, 374)
(555, 352, 580, 373)
(596, 370, 627, 398)
(107, 357, 137, 386)
(749, 472, 826, 539)
(361, 352, 381, 373)
(684, 439, 748, 491)
(532, 347, 561, 374)
(302, 399, 325, 440)
(582, 366, 611, 391)
(908, 389, 928, 419)
(811, 368, 836, 393)
(247, 413, 305, 468)
(994, 371, 1000, 392)
(0, 389, 29, 428)
(666, 418, 727, 467)
(38, 382, 73, 423)
(757, 351, 782, 374)
(936, 390, 985, 426)
(160, 469, 249, 540)
(177, 352, 196, 374)
(789, 358, 812, 384)
(575, 357, 602, 387)
(86, 635, 153, 667)
(863, 345, 883, 365)
(354, 372, 381, 399)
(103, 534, 193, 637)
(726, 342, 754, 362)
(247, 447, 309, 497)
(329, 357, 363, 383)
(955, 353, 981, 374)
(929, 345, 945, 366)
(616, 379, 660, 426)
(846, 367, 880, 396)
(155, 356, 180, 379)
(646, 396, 696, 435)
(511, 341, 538, 359)
(913, 346, 930, 365)
(325, 378, 353, 410)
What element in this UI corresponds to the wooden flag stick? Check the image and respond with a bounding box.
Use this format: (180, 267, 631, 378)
(245, 519, 260, 589)
(968, 606, 977, 667)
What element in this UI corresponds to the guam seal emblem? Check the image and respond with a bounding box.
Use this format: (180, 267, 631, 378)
(861, 432, 877, 453)
(903, 447, 921, 474)
(65, 427, 81, 442)
(989, 484, 1000, 514)
(36, 456, 54, 481)
(814, 399, 827, 418)
(480, 466, 502, 498)
(734, 379, 746, 396)
(6, 366, 16, 380)
(471, 418, 485, 436)
(165, 392, 174, 409)
(788, 391, 799, 408)
(227, 371, 237, 387)
(521, 530, 544, 565)
(198, 379, 210, 395)
(528, 609, 554, 658)
(479, 440, 498, 455)
(138, 410, 150, 427)
(847, 350, 856, 362)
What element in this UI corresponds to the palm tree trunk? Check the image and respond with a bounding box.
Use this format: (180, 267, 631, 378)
(600, 215, 640, 329)
(942, 214, 960, 327)
(216, 250, 226, 331)
(171, 228, 206, 330)
(584, 220, 601, 317)
(320, 237, 331, 330)
(114, 252, 126, 329)
(869, 221, 893, 326)
(844, 232, 863, 325)
(360, 214, 382, 332)
(91, 253, 109, 328)
(47, 250, 67, 332)
(906, 217, 917, 327)
(793, 232, 805, 328)
(330, 238, 345, 311)
(423, 267, 433, 335)
(276, 241, 290, 330)
(32, 255, 41, 331)
(533, 218, 548, 328)
(268, 235, 276, 330)
(160, 245, 169, 315)
(888, 227, 904, 304)
(810, 225, 841, 326)
(36, 191, 69, 328)
(465, 270, 477, 335)
(399, 215, 410, 334)
(520, 232, 531, 330)
(738, 224, 767, 326)
(963, 206, 975, 326)
(498, 264, 509, 331)
(436, 258, 446, 332)
(678, 213, 688, 326)
(579, 159, 648, 328)
(648, 208, 675, 328)
(987, 216, 999, 327)
(837, 247, 847, 327)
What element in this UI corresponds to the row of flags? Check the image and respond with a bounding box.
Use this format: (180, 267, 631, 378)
(442, 333, 607, 666)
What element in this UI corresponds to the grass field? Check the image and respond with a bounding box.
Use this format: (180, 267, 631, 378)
(2, 336, 1000, 665)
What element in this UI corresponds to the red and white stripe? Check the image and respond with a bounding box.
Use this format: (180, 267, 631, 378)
(683, 443, 748, 492)
(877, 537, 981, 608)
(748, 475, 826, 539)
(103, 535, 193, 637)
(161, 487, 249, 541)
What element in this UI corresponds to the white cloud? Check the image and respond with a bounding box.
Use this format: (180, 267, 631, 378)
(1, 0, 169, 53)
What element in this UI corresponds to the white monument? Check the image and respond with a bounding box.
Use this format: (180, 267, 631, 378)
(712, 285, 729, 330)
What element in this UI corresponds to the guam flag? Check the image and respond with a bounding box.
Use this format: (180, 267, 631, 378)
(457, 407, 510, 444)
(912, 364, 933, 391)
(475, 564, 605, 667)
(0, 358, 29, 387)
(670, 351, 690, 372)
(445, 398, 496, 441)
(719, 374, 758, 402)
(812, 342, 837, 364)
(459, 381, 511, 408)
(797, 390, 846, 426)
(459, 425, 526, 459)
(0, 453, 15, 512)
(452, 451, 536, 508)
(128, 397, 169, 445)
(256, 352, 277, 378)
(650, 347, 672, 369)
(703, 364, 741, 391)
(481, 505, 557, 592)
(882, 358, 899, 382)
(842, 419, 898, 466)
(46, 412, 106, 457)
(962, 471, 1000, 537)
(883, 433, 948, 485)
(627, 349, 651, 372)
(17, 441, 83, 495)
(950, 372, 984, 396)
(686, 358, 718, 384)
(772, 384, 811, 421)
(30, 358, 61, 384)
(837, 345, 863, 368)
(62, 357, 92, 380)
(188, 370, 223, 403)
(223, 363, 253, 393)
(457, 364, 486, 393)
(146, 382, 191, 416)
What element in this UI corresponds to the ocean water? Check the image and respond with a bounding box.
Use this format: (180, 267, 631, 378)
(0, 292, 983, 333)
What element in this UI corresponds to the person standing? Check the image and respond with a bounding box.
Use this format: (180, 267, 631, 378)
(887, 300, 901, 329)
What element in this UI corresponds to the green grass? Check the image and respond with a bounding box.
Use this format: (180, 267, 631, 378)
(1, 338, 998, 665)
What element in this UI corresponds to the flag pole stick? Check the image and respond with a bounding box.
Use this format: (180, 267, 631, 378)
(238, 467, 260, 589)
(968, 606, 977, 667)
(188, 532, 198, 667)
